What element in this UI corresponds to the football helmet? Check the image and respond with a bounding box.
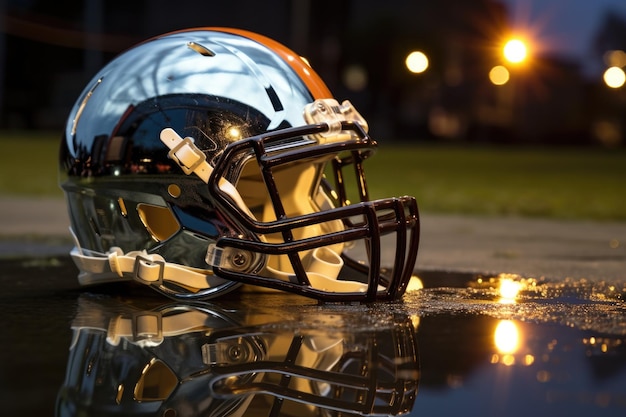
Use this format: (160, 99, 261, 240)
(56, 295, 420, 416)
(59, 27, 420, 302)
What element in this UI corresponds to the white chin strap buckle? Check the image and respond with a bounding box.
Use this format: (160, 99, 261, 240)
(160, 128, 213, 183)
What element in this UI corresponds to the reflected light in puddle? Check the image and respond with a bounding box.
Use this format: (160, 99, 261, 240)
(494, 320, 520, 354)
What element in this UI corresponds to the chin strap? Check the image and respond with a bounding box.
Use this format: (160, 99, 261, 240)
(70, 243, 215, 292)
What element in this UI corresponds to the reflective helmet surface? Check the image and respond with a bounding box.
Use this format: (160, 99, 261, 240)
(60, 27, 420, 302)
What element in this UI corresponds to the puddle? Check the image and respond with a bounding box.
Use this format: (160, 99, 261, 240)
(399, 273, 626, 416)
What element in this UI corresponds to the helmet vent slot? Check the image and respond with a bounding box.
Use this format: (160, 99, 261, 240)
(117, 197, 128, 217)
(187, 41, 215, 57)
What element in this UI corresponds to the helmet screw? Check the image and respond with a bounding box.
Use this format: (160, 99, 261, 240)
(228, 345, 243, 360)
(232, 252, 248, 268)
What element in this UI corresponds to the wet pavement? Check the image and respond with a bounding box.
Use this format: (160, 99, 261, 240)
(1, 197, 626, 416)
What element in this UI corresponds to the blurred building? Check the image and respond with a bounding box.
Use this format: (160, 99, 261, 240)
(1, 0, 625, 145)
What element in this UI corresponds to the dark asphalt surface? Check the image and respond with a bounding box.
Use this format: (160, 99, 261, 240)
(2, 196, 625, 284)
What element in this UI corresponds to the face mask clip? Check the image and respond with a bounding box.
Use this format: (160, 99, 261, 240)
(303, 99, 369, 144)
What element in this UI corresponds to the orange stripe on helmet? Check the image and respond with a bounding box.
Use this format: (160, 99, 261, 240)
(208, 27, 333, 100)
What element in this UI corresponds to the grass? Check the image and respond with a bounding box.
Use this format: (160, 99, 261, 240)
(0, 131, 63, 198)
(367, 144, 626, 221)
(1, 131, 625, 221)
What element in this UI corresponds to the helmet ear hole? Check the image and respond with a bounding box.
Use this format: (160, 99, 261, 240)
(137, 203, 180, 242)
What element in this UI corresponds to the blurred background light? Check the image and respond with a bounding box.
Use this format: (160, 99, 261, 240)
(503, 39, 528, 64)
(342, 65, 368, 92)
(603, 50, 626, 67)
(489, 65, 510, 85)
(405, 50, 429, 74)
(603, 66, 626, 88)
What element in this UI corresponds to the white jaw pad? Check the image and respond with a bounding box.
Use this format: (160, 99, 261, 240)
(263, 247, 376, 293)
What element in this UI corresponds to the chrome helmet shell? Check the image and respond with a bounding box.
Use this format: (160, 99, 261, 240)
(59, 28, 419, 302)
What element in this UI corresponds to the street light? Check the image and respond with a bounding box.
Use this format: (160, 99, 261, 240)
(489, 65, 510, 86)
(603, 66, 626, 88)
(405, 51, 429, 74)
(503, 39, 527, 64)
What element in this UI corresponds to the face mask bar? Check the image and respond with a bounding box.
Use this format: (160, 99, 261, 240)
(207, 120, 420, 302)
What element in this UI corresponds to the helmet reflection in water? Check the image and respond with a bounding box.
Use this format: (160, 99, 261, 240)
(59, 28, 419, 302)
(56, 295, 420, 416)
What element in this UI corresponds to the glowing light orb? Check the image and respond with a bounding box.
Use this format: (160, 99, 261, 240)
(503, 39, 527, 64)
(604, 66, 626, 88)
(499, 277, 522, 300)
(489, 65, 510, 85)
(342, 65, 368, 92)
(406, 51, 429, 74)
